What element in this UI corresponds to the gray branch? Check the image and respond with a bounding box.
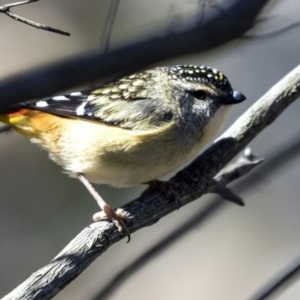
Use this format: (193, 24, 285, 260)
(2, 60, 300, 300)
(208, 148, 264, 205)
(0, 0, 70, 36)
(91, 149, 264, 300)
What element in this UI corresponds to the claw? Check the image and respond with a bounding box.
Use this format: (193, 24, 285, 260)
(93, 207, 131, 243)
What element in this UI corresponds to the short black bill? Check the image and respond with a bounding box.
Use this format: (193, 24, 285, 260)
(232, 90, 246, 102)
(218, 90, 246, 105)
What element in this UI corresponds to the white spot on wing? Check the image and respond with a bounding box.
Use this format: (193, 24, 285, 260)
(76, 102, 87, 116)
(53, 96, 70, 101)
(36, 100, 48, 107)
(87, 95, 95, 101)
(70, 92, 83, 97)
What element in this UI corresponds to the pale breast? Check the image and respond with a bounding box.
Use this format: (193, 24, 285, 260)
(31, 106, 230, 187)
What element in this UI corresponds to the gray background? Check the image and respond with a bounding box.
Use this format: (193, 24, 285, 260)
(0, 0, 300, 299)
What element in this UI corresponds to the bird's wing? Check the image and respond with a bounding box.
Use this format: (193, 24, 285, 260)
(9, 78, 174, 131)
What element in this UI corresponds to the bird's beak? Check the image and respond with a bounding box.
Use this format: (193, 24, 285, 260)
(218, 90, 246, 105)
(232, 90, 246, 103)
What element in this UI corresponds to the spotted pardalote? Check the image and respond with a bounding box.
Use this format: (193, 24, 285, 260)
(0, 64, 246, 240)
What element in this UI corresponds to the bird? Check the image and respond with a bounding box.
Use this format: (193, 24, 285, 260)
(0, 64, 246, 241)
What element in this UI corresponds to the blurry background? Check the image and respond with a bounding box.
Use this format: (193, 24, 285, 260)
(0, 0, 300, 299)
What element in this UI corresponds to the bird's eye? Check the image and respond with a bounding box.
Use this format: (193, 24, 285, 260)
(190, 90, 206, 100)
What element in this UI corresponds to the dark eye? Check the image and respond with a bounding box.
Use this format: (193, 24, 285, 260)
(189, 90, 206, 100)
(163, 111, 173, 121)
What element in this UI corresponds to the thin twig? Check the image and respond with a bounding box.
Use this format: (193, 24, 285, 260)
(100, 0, 120, 52)
(208, 147, 264, 205)
(0, 0, 70, 36)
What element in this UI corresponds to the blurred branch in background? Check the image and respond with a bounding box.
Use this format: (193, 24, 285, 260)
(2, 61, 300, 300)
(0, 0, 70, 36)
(0, 125, 12, 133)
(0, 0, 268, 108)
(243, 20, 300, 40)
(196, 0, 224, 24)
(100, 0, 120, 52)
(250, 256, 300, 300)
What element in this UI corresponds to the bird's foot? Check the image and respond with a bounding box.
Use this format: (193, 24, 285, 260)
(93, 205, 132, 242)
(76, 172, 132, 242)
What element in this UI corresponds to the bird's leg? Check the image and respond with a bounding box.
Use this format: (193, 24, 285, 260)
(142, 180, 182, 208)
(76, 173, 131, 242)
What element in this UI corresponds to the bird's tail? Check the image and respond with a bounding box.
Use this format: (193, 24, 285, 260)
(0, 108, 36, 136)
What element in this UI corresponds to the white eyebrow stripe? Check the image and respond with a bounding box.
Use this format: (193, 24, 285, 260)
(76, 102, 87, 116)
(52, 96, 70, 101)
(36, 100, 48, 107)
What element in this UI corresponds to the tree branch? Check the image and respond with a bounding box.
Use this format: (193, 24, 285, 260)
(2, 60, 300, 299)
(91, 128, 300, 300)
(90, 131, 300, 300)
(0, 0, 269, 108)
(208, 147, 264, 205)
(0, 0, 70, 36)
(89, 149, 264, 300)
